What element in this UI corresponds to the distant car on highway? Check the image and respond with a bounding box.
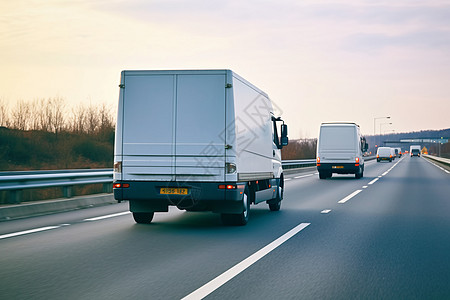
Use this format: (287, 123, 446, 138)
(377, 147, 393, 162)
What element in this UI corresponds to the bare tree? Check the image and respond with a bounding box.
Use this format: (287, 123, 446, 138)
(49, 97, 65, 134)
(0, 99, 9, 127)
(86, 104, 99, 134)
(11, 100, 31, 130)
(69, 104, 87, 133)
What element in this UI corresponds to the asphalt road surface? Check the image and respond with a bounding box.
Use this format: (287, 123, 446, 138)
(1, 156, 449, 299)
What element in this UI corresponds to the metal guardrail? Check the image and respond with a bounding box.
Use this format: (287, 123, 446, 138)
(0, 169, 113, 204)
(281, 159, 317, 169)
(1, 158, 379, 204)
(422, 154, 450, 166)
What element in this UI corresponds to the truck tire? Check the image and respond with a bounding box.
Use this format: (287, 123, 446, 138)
(221, 187, 250, 226)
(268, 177, 283, 211)
(132, 212, 154, 224)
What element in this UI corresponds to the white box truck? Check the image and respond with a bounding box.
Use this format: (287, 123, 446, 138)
(316, 122, 368, 179)
(113, 70, 288, 225)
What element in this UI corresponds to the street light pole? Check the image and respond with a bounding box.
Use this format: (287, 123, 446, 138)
(374, 116, 391, 148)
(380, 122, 393, 147)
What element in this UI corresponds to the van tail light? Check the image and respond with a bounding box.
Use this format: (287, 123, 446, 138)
(355, 157, 360, 166)
(114, 183, 129, 189)
(377, 154, 379, 158)
(316, 157, 320, 166)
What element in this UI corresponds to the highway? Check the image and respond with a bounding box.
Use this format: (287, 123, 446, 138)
(1, 156, 449, 299)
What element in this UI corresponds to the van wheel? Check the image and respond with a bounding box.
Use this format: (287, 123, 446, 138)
(319, 172, 327, 179)
(132, 212, 154, 224)
(221, 187, 250, 226)
(355, 167, 363, 179)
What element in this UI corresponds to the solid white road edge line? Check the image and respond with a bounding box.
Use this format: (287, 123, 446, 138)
(181, 223, 311, 300)
(338, 190, 362, 204)
(423, 157, 450, 174)
(0, 226, 60, 240)
(84, 211, 131, 221)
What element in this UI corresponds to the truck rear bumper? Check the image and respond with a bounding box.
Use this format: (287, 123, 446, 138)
(114, 181, 246, 214)
(317, 163, 361, 174)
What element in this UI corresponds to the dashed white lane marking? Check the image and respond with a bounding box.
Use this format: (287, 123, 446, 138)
(338, 190, 362, 204)
(321, 210, 331, 214)
(84, 211, 131, 221)
(181, 223, 311, 300)
(0, 226, 60, 240)
(368, 178, 379, 185)
(382, 171, 389, 176)
(362, 186, 368, 189)
(285, 178, 292, 181)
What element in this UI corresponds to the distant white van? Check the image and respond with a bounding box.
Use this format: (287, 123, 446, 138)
(410, 145, 421, 157)
(377, 147, 393, 162)
(316, 123, 368, 179)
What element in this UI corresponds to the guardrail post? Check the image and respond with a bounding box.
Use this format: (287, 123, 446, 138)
(63, 186, 73, 198)
(9, 189, 22, 204)
(103, 182, 113, 193)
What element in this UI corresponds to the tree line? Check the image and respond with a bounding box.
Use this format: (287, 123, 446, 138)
(0, 98, 115, 171)
(0, 97, 115, 135)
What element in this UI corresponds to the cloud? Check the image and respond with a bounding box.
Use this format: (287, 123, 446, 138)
(342, 30, 450, 53)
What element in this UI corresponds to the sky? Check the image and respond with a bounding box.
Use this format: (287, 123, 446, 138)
(1, 0, 449, 138)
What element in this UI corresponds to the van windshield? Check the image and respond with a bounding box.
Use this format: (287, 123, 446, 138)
(319, 126, 356, 151)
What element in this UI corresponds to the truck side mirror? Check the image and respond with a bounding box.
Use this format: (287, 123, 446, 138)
(281, 124, 288, 147)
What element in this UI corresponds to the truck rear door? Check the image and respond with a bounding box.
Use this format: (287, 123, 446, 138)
(175, 74, 226, 182)
(121, 72, 227, 183)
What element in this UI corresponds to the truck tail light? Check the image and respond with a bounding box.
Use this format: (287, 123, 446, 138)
(218, 184, 236, 189)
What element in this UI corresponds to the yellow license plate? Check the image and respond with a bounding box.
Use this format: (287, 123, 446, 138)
(332, 166, 344, 169)
(160, 188, 189, 195)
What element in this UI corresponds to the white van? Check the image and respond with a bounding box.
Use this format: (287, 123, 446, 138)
(316, 123, 368, 179)
(410, 145, 421, 157)
(113, 70, 288, 225)
(377, 147, 393, 162)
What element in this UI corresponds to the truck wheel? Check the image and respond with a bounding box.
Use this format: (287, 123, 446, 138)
(221, 188, 250, 226)
(132, 212, 154, 224)
(268, 178, 283, 211)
